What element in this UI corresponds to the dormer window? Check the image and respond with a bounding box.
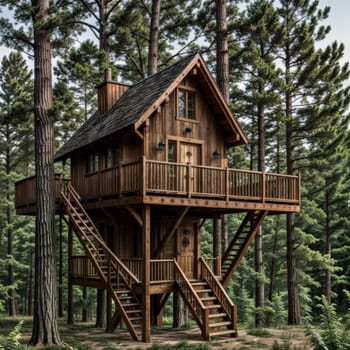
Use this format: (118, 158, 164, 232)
(87, 152, 99, 174)
(178, 88, 196, 120)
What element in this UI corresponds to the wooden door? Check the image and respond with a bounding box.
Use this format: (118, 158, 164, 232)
(177, 224, 195, 278)
(179, 142, 201, 193)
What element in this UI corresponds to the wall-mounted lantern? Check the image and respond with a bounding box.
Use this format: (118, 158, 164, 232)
(213, 149, 221, 159)
(185, 127, 192, 134)
(158, 139, 165, 151)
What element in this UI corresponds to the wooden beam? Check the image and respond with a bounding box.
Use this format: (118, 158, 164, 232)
(142, 205, 151, 343)
(152, 207, 189, 258)
(134, 128, 144, 140)
(126, 205, 143, 227)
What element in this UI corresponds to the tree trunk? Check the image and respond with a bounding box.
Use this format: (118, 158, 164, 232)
(58, 215, 63, 318)
(215, 0, 229, 262)
(325, 191, 331, 304)
(27, 250, 33, 316)
(173, 292, 188, 328)
(215, 0, 229, 101)
(95, 289, 106, 327)
(255, 96, 265, 327)
(82, 286, 88, 322)
(285, 42, 301, 325)
(30, 1, 63, 346)
(148, 0, 161, 76)
(6, 129, 16, 316)
(99, 0, 110, 66)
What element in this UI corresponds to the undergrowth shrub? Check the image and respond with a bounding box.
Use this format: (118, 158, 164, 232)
(0, 320, 27, 350)
(305, 294, 350, 350)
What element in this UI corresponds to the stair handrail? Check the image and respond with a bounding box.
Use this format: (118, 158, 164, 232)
(174, 259, 209, 336)
(61, 190, 101, 259)
(200, 257, 236, 328)
(221, 211, 254, 264)
(63, 183, 141, 286)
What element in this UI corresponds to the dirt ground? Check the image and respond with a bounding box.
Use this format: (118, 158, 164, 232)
(61, 325, 311, 349)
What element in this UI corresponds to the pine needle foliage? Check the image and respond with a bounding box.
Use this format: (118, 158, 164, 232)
(305, 295, 350, 350)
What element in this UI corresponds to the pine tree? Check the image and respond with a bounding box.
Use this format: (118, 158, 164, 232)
(232, 0, 284, 326)
(0, 51, 34, 317)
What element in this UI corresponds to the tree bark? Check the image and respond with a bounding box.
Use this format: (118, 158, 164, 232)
(148, 0, 161, 76)
(215, 0, 229, 261)
(173, 292, 188, 328)
(215, 0, 229, 101)
(95, 289, 106, 327)
(58, 215, 63, 318)
(30, 1, 64, 346)
(6, 126, 16, 316)
(285, 37, 300, 325)
(255, 95, 265, 327)
(99, 0, 110, 66)
(325, 191, 331, 304)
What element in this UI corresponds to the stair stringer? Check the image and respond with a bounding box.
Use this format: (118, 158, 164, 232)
(174, 260, 237, 340)
(62, 184, 142, 341)
(221, 210, 268, 288)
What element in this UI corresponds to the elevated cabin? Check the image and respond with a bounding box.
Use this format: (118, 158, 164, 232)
(15, 53, 300, 343)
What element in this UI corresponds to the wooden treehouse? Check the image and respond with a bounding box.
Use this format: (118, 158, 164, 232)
(15, 53, 300, 343)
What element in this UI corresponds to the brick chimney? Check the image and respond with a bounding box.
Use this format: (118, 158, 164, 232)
(97, 68, 130, 117)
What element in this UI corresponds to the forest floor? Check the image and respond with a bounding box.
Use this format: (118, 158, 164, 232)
(0, 316, 312, 349)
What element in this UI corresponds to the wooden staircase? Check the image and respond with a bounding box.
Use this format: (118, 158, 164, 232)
(221, 210, 268, 287)
(61, 183, 143, 341)
(174, 258, 237, 340)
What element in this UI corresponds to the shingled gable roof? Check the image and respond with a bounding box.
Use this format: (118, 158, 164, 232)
(55, 52, 247, 161)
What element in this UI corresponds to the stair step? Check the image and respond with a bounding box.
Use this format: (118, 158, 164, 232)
(201, 297, 217, 302)
(205, 304, 221, 309)
(116, 290, 130, 294)
(122, 303, 138, 307)
(190, 281, 207, 286)
(196, 289, 212, 293)
(129, 317, 142, 321)
(126, 309, 142, 314)
(209, 321, 232, 328)
(209, 329, 236, 337)
(208, 313, 227, 319)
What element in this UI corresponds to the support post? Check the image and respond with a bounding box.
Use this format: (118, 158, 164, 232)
(142, 205, 151, 342)
(67, 221, 73, 324)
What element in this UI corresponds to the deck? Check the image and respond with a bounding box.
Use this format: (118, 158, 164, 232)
(69, 256, 221, 293)
(15, 157, 300, 215)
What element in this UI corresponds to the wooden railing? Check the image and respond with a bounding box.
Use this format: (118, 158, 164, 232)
(174, 259, 209, 339)
(200, 257, 237, 332)
(15, 158, 300, 210)
(63, 183, 141, 290)
(15, 174, 63, 208)
(72, 257, 175, 283)
(71, 256, 99, 279)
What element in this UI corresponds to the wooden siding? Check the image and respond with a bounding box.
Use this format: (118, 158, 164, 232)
(147, 77, 226, 168)
(97, 81, 130, 117)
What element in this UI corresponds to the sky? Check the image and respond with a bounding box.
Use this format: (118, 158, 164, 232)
(318, 0, 350, 63)
(0, 1, 349, 71)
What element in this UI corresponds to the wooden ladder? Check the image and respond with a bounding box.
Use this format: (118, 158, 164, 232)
(61, 183, 142, 341)
(174, 259, 237, 340)
(221, 210, 268, 287)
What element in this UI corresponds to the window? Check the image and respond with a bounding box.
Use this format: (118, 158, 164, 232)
(105, 145, 121, 168)
(178, 89, 196, 120)
(87, 152, 99, 173)
(168, 141, 176, 162)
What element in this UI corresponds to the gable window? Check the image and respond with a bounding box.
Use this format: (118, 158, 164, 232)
(178, 89, 196, 120)
(105, 145, 121, 168)
(87, 152, 99, 173)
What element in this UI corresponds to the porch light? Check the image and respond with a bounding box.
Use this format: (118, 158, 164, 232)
(158, 139, 165, 151)
(213, 149, 220, 159)
(185, 127, 192, 133)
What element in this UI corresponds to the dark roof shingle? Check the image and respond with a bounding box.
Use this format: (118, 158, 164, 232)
(55, 53, 198, 160)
